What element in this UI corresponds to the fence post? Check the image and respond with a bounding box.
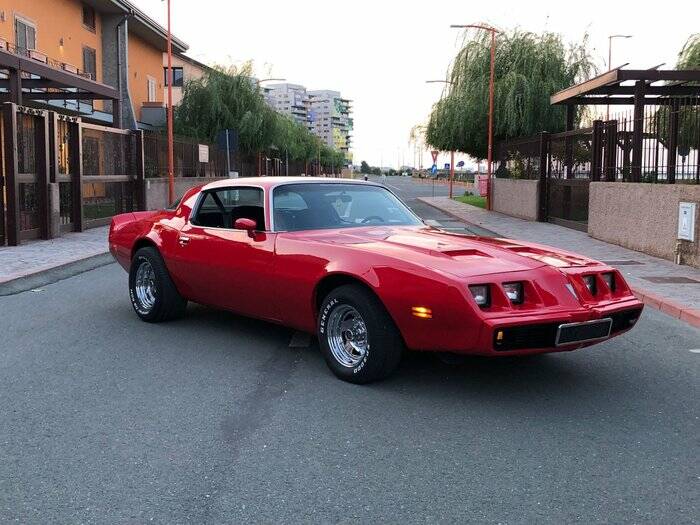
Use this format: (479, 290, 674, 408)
(34, 109, 51, 240)
(70, 118, 84, 231)
(537, 131, 549, 222)
(3, 103, 19, 245)
(590, 120, 603, 182)
(133, 129, 146, 210)
(564, 104, 574, 179)
(604, 120, 618, 182)
(631, 80, 645, 182)
(667, 99, 679, 184)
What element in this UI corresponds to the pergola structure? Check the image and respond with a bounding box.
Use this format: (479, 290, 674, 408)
(550, 68, 700, 181)
(0, 45, 120, 127)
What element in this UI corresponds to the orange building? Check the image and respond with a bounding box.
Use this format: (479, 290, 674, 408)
(0, 0, 189, 128)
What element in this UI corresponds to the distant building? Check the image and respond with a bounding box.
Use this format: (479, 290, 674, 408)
(264, 83, 311, 127)
(308, 90, 353, 162)
(264, 84, 353, 163)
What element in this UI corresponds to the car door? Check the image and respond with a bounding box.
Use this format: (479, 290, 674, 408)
(170, 185, 279, 322)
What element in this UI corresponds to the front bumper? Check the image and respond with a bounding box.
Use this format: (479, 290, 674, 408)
(469, 299, 643, 356)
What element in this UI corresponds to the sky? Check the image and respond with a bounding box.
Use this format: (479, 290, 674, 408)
(132, 0, 698, 169)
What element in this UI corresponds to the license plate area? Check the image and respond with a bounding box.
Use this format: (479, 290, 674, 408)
(555, 318, 612, 346)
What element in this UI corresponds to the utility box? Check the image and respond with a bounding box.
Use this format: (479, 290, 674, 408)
(677, 202, 697, 242)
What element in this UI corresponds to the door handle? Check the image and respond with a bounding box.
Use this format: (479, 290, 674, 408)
(178, 235, 190, 246)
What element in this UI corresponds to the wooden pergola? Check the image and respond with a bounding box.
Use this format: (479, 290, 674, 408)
(550, 68, 700, 181)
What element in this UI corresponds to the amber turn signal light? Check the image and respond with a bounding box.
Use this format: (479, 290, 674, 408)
(411, 306, 433, 319)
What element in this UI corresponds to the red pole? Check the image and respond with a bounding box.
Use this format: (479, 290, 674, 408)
(166, 0, 174, 204)
(486, 29, 495, 211)
(449, 150, 454, 198)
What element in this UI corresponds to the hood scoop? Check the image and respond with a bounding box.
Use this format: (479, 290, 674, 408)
(506, 246, 594, 268)
(442, 248, 491, 259)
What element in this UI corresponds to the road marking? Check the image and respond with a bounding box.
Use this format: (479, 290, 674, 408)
(689, 349, 700, 354)
(384, 182, 403, 192)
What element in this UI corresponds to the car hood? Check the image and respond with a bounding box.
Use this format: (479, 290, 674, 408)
(292, 225, 602, 278)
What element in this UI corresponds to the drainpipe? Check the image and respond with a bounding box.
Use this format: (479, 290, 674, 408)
(115, 11, 131, 128)
(675, 241, 683, 265)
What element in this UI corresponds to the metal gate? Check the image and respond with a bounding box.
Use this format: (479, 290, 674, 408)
(545, 128, 593, 231)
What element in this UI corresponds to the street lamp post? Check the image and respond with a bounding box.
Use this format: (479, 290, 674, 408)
(450, 24, 500, 211)
(606, 34, 633, 120)
(425, 79, 456, 198)
(166, 0, 174, 205)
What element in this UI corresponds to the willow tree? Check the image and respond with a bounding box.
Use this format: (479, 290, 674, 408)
(426, 29, 595, 159)
(174, 63, 347, 167)
(653, 33, 700, 158)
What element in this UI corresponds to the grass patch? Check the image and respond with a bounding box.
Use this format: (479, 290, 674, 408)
(454, 194, 486, 209)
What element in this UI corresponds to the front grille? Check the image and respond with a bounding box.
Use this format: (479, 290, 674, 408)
(493, 307, 643, 352)
(494, 322, 559, 351)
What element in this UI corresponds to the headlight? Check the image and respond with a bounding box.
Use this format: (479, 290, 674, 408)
(582, 275, 597, 295)
(502, 282, 523, 304)
(469, 284, 490, 307)
(601, 272, 615, 291)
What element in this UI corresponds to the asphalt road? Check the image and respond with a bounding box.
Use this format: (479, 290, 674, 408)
(1, 180, 699, 523)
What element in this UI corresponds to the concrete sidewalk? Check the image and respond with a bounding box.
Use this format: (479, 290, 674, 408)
(0, 226, 111, 294)
(419, 196, 700, 328)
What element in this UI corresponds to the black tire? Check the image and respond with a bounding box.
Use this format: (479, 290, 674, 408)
(129, 247, 187, 323)
(318, 284, 403, 384)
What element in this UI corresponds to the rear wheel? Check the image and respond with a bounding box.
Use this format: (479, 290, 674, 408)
(318, 284, 403, 384)
(129, 247, 187, 322)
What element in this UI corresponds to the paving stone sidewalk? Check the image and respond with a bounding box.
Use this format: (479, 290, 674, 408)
(0, 226, 109, 284)
(419, 196, 700, 327)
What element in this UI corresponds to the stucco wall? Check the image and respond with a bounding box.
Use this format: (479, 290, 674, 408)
(588, 182, 700, 268)
(145, 177, 227, 211)
(128, 32, 164, 121)
(492, 179, 540, 221)
(162, 53, 208, 106)
(0, 0, 104, 109)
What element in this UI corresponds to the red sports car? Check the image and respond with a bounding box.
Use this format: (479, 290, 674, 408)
(109, 177, 643, 383)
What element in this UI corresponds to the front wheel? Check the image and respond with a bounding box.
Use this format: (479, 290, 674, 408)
(318, 284, 403, 384)
(129, 247, 187, 322)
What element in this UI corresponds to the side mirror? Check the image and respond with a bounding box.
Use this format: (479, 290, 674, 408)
(233, 217, 257, 237)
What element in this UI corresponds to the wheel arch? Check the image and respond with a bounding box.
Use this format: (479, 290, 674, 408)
(131, 237, 159, 260)
(314, 272, 381, 314)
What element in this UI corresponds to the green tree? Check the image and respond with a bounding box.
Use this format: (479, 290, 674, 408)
(174, 62, 347, 166)
(426, 29, 595, 159)
(653, 33, 700, 156)
(360, 160, 371, 173)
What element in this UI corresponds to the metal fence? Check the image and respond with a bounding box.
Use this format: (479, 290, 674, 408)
(142, 131, 345, 179)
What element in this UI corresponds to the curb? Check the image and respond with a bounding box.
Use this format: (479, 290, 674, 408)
(417, 197, 499, 237)
(630, 288, 700, 329)
(0, 252, 114, 296)
(417, 197, 700, 330)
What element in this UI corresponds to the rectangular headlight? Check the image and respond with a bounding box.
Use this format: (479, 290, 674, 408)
(601, 272, 615, 291)
(502, 282, 523, 304)
(469, 284, 490, 307)
(583, 275, 597, 295)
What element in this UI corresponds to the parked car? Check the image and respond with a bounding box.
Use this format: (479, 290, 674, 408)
(109, 177, 643, 383)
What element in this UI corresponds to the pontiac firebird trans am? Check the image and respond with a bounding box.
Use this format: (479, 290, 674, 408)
(109, 177, 643, 383)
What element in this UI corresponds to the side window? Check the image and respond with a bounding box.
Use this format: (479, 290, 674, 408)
(192, 187, 265, 230)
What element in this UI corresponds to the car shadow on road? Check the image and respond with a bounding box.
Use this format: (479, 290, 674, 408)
(171, 304, 637, 411)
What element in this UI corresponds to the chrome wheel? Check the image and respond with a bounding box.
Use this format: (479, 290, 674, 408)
(326, 304, 369, 368)
(134, 259, 157, 312)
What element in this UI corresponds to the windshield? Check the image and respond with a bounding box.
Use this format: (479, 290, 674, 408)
(273, 183, 422, 232)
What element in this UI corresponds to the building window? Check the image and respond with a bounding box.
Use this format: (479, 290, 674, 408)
(147, 76, 156, 102)
(82, 46, 96, 80)
(82, 3, 96, 31)
(163, 67, 183, 87)
(15, 17, 36, 53)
